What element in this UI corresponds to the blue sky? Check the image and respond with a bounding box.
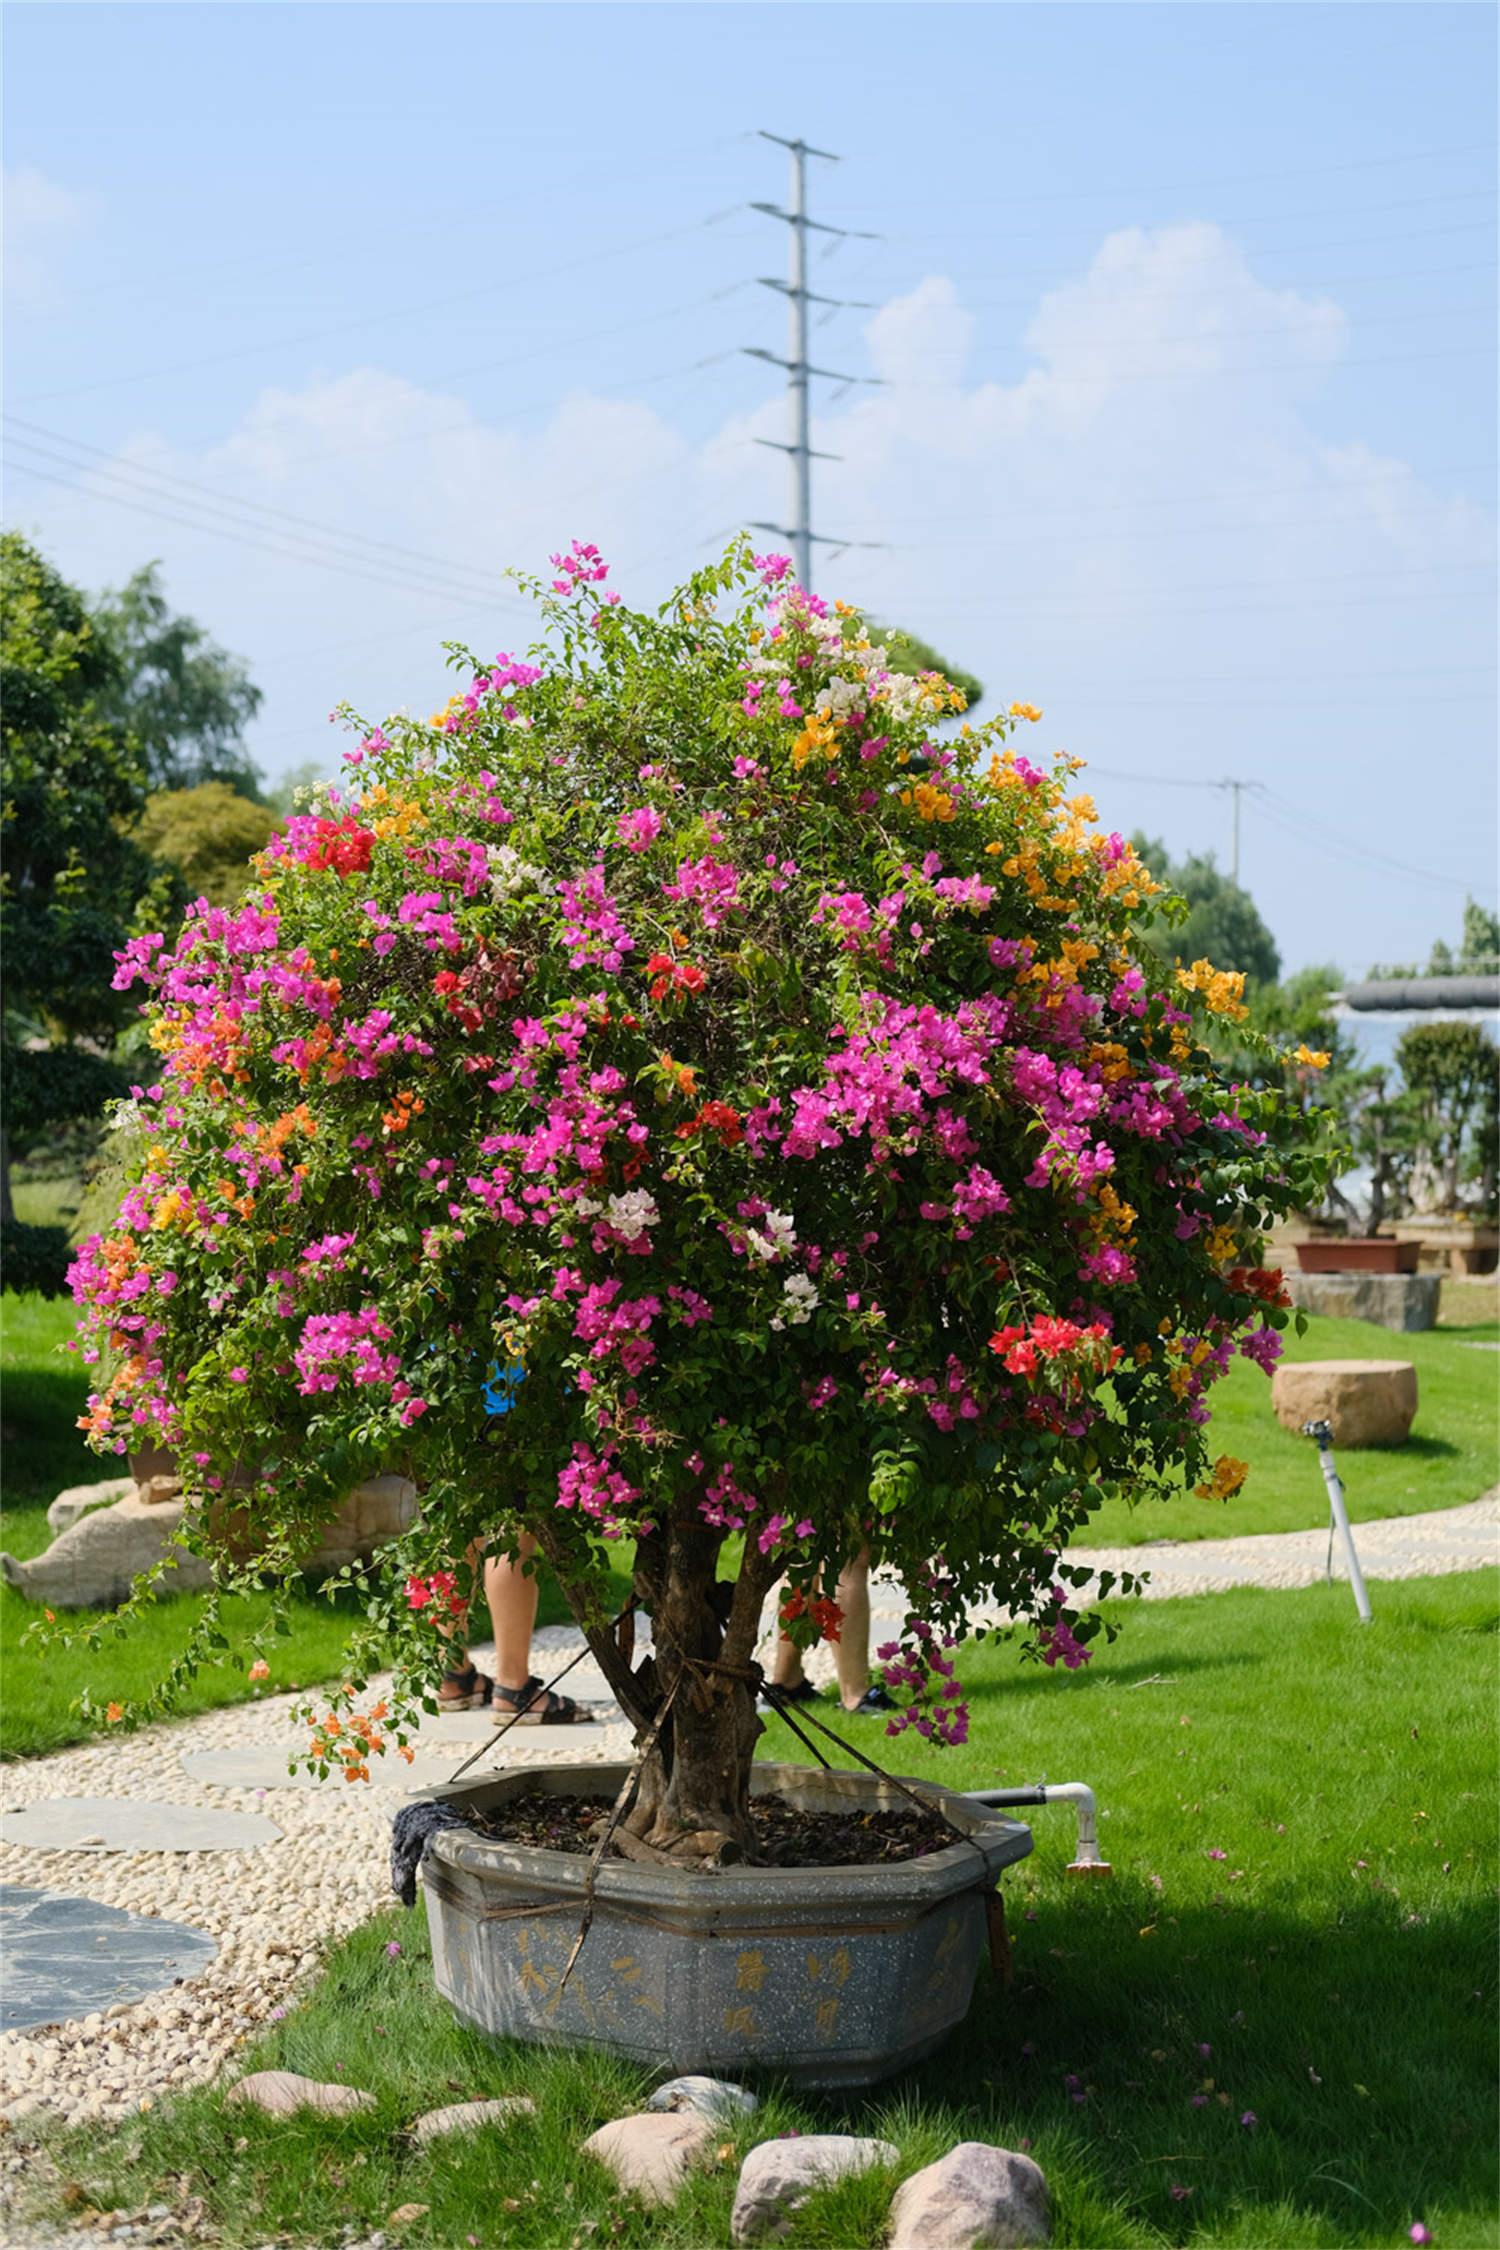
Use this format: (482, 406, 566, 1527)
(6, 2, 1495, 974)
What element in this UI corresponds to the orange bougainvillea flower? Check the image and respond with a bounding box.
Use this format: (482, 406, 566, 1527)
(248, 1658, 270, 1682)
(105, 1702, 125, 1724)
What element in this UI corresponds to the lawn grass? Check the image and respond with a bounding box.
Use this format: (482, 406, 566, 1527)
(1083, 1309, 1499, 1547)
(3, 1287, 1495, 1757)
(25, 1572, 1496, 2248)
(0, 1295, 608, 1760)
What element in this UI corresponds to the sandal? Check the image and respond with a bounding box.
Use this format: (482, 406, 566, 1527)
(761, 1677, 820, 1707)
(439, 1663, 495, 1711)
(491, 1674, 591, 1726)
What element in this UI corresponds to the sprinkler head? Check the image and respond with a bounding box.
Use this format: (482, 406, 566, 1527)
(1300, 1419, 1335, 1445)
(1065, 1860, 1114, 1878)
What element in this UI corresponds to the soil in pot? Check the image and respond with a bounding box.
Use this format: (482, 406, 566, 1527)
(464, 1787, 956, 1868)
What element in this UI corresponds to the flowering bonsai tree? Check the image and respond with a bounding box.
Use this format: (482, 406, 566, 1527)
(68, 539, 1325, 1863)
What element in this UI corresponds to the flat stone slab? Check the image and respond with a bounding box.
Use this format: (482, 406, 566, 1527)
(0, 1883, 216, 2033)
(414, 1707, 619, 1740)
(1285, 1270, 1439, 1332)
(0, 1797, 281, 1854)
(179, 1748, 465, 1794)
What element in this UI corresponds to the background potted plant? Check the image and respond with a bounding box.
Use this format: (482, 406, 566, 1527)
(64, 539, 1325, 2062)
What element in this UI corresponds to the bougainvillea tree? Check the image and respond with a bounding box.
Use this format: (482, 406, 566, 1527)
(68, 539, 1325, 1862)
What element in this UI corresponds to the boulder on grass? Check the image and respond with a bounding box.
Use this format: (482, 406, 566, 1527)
(731, 2134, 898, 2243)
(888, 2142, 1051, 2248)
(581, 2112, 714, 2206)
(1271, 1358, 1418, 1447)
(0, 1492, 212, 1609)
(46, 1476, 134, 1536)
(6, 1469, 420, 1610)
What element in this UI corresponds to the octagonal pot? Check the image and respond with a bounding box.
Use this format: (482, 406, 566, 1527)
(418, 1760, 1031, 2089)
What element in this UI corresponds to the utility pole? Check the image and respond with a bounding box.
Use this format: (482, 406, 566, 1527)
(1219, 778, 1260, 886)
(744, 131, 884, 593)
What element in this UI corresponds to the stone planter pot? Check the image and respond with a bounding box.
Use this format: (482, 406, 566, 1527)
(1388, 1219, 1499, 1276)
(1295, 1237, 1420, 1275)
(419, 1760, 1032, 2090)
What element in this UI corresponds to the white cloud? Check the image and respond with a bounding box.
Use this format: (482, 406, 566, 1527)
(4, 166, 86, 303)
(15, 221, 1493, 973)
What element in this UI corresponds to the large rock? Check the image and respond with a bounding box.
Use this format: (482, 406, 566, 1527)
(888, 2142, 1051, 2248)
(4, 1472, 419, 1610)
(581, 2113, 715, 2207)
(46, 1477, 134, 1536)
(0, 1492, 212, 1609)
(731, 2134, 898, 2243)
(1271, 1358, 1418, 1447)
(648, 2074, 759, 2123)
(1285, 1271, 1439, 1333)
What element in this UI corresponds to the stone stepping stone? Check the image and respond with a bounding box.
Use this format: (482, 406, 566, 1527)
(415, 1706, 620, 1741)
(179, 1748, 463, 1793)
(0, 1883, 216, 2033)
(0, 1796, 280, 1854)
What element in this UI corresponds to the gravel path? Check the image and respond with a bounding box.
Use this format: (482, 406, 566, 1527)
(0, 1495, 1493, 2144)
(0, 1651, 631, 2132)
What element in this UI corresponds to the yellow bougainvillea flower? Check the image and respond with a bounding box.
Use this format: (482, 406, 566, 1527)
(1009, 701, 1043, 722)
(1294, 1044, 1331, 1069)
(1196, 1455, 1250, 1502)
(1176, 958, 1249, 1022)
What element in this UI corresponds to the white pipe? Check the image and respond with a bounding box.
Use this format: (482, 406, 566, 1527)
(966, 1781, 1112, 1877)
(1303, 1420, 1373, 1623)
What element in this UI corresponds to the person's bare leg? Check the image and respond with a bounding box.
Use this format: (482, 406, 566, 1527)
(437, 1536, 487, 1701)
(832, 1549, 873, 1710)
(771, 1594, 807, 1691)
(484, 1531, 540, 1693)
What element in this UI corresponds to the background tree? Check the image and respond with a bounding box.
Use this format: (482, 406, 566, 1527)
(90, 561, 263, 797)
(1396, 1019, 1499, 1214)
(0, 534, 156, 1286)
(1130, 831, 1282, 986)
(136, 782, 277, 916)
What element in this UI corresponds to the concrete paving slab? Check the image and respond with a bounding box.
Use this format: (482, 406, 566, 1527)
(0, 1882, 216, 2033)
(0, 1797, 281, 1854)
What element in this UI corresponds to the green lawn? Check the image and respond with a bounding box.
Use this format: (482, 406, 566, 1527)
(0, 1295, 597, 1760)
(1084, 1310, 1499, 1546)
(4, 1289, 1495, 1757)
(24, 1573, 1496, 2249)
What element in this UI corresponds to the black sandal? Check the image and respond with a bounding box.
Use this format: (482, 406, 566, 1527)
(439, 1663, 495, 1711)
(490, 1674, 590, 1726)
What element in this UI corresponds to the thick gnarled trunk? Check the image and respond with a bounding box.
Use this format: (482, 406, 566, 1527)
(536, 1506, 782, 1865)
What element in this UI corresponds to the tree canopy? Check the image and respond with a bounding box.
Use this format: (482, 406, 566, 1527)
(1130, 832, 1282, 987)
(0, 533, 154, 1264)
(90, 562, 263, 797)
(70, 538, 1324, 1857)
(137, 782, 278, 915)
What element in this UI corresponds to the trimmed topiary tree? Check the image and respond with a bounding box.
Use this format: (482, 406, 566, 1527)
(67, 540, 1325, 1861)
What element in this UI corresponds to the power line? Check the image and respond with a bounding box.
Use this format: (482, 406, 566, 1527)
(883, 341, 1497, 390)
(1250, 789, 1482, 894)
(956, 255, 1497, 315)
(14, 207, 746, 407)
(843, 183, 1498, 253)
(848, 214, 1497, 295)
(4, 417, 541, 603)
(3, 456, 536, 615)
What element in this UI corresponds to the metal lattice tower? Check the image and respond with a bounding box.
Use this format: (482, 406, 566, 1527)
(744, 131, 883, 592)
